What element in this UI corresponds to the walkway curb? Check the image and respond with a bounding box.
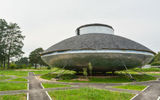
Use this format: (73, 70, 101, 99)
(130, 85, 150, 100)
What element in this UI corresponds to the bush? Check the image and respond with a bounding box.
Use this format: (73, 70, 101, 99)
(10, 63, 17, 69)
(60, 74, 77, 80)
(151, 61, 160, 66)
(41, 73, 57, 80)
(27, 64, 32, 69)
(47, 66, 51, 70)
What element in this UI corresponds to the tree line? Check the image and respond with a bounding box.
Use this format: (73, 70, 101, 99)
(9, 47, 48, 69)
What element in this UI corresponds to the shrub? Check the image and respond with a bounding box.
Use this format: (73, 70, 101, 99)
(83, 68, 88, 78)
(41, 73, 57, 80)
(151, 61, 160, 66)
(16, 64, 23, 69)
(60, 74, 77, 80)
(47, 66, 51, 70)
(10, 63, 17, 69)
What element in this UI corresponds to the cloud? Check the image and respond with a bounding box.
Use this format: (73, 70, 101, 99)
(0, 0, 160, 56)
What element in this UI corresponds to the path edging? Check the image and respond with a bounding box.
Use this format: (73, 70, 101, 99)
(130, 85, 150, 100)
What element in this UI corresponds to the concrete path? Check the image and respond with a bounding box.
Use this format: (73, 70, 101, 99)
(0, 75, 17, 82)
(1, 73, 160, 100)
(132, 83, 160, 100)
(0, 90, 28, 95)
(41, 78, 160, 100)
(28, 72, 51, 100)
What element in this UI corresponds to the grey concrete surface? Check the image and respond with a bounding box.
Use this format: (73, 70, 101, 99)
(0, 90, 28, 95)
(28, 72, 51, 100)
(132, 84, 160, 100)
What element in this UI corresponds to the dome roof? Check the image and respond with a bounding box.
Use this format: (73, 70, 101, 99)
(42, 33, 155, 55)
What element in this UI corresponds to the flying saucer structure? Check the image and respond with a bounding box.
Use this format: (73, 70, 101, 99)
(41, 23, 155, 72)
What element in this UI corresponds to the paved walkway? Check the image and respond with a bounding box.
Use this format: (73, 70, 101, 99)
(0, 75, 17, 82)
(1, 72, 160, 100)
(0, 90, 28, 95)
(41, 78, 160, 100)
(28, 72, 51, 100)
(132, 83, 160, 100)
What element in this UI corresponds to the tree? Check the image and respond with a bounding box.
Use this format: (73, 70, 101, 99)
(0, 19, 8, 68)
(15, 57, 29, 65)
(151, 52, 160, 66)
(29, 48, 46, 69)
(0, 19, 25, 69)
(154, 52, 160, 62)
(5, 23, 25, 68)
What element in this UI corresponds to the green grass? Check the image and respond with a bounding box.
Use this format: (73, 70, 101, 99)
(41, 73, 77, 80)
(40, 73, 57, 80)
(32, 70, 54, 75)
(0, 93, 26, 100)
(0, 76, 11, 80)
(42, 83, 71, 88)
(0, 82, 27, 91)
(32, 67, 75, 75)
(9, 78, 27, 82)
(48, 87, 134, 100)
(113, 85, 147, 91)
(131, 68, 160, 72)
(0, 71, 28, 77)
(59, 74, 156, 83)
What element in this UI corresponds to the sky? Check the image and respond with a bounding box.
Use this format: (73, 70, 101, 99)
(0, 0, 160, 57)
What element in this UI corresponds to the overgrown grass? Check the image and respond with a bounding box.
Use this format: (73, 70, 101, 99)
(0, 82, 27, 91)
(113, 85, 147, 91)
(59, 74, 156, 83)
(48, 87, 134, 100)
(145, 73, 160, 76)
(42, 83, 71, 88)
(40, 73, 57, 80)
(9, 78, 27, 82)
(0, 76, 11, 80)
(0, 93, 26, 100)
(131, 68, 160, 72)
(32, 70, 54, 75)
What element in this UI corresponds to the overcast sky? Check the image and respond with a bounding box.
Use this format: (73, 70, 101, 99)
(1, 0, 160, 57)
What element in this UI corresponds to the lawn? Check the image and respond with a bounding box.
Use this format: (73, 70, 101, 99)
(48, 87, 134, 100)
(0, 71, 28, 77)
(32, 70, 54, 75)
(131, 68, 160, 72)
(59, 74, 156, 83)
(42, 83, 71, 88)
(0, 76, 11, 80)
(32, 67, 75, 75)
(113, 85, 147, 91)
(0, 94, 26, 100)
(9, 78, 27, 82)
(0, 82, 27, 91)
